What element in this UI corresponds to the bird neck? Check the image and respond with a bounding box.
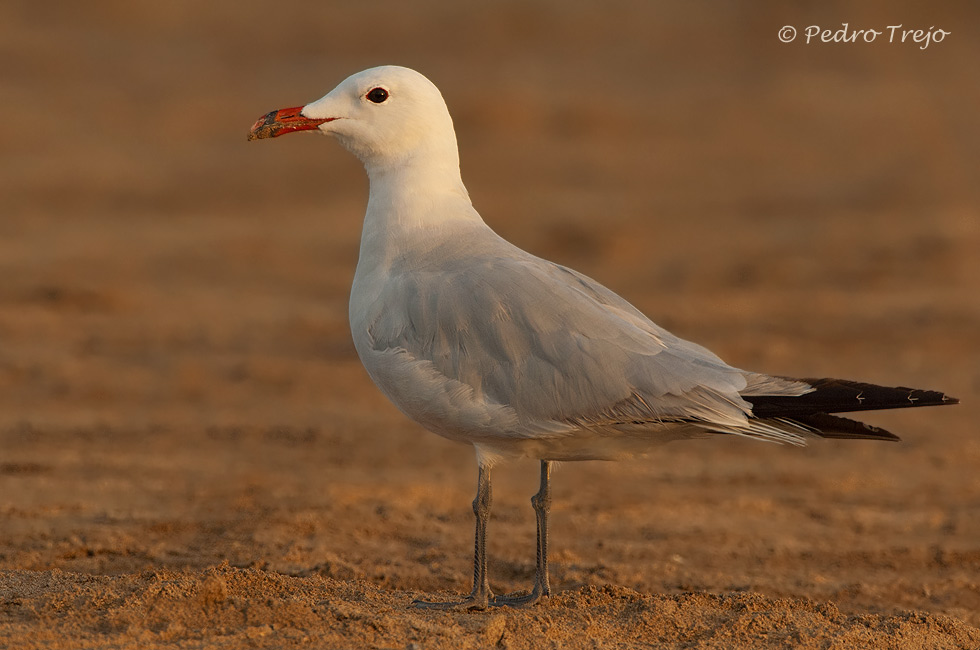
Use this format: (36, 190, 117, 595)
(364, 150, 477, 226)
(356, 154, 486, 271)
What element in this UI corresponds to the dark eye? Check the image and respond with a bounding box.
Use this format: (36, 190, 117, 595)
(366, 87, 389, 104)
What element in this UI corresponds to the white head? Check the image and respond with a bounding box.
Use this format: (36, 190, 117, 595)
(249, 66, 461, 179)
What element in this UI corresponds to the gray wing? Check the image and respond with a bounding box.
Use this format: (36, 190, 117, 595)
(366, 239, 807, 440)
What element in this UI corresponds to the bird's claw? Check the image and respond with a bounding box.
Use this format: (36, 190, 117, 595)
(411, 586, 548, 610)
(411, 592, 492, 611)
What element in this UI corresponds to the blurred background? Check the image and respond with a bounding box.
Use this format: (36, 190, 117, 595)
(1, 0, 978, 626)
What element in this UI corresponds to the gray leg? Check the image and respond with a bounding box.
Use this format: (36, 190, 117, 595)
(470, 462, 494, 605)
(492, 460, 553, 607)
(412, 463, 494, 610)
(531, 460, 554, 597)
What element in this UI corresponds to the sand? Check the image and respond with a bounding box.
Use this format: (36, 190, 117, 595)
(2, 1, 979, 648)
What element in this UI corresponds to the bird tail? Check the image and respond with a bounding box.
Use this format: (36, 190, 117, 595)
(742, 378, 959, 442)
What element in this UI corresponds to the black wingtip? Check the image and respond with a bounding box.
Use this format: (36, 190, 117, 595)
(748, 378, 959, 417)
(746, 378, 957, 442)
(784, 412, 902, 442)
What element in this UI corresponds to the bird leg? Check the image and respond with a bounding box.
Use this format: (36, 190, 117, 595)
(412, 460, 554, 610)
(412, 463, 494, 610)
(490, 460, 553, 607)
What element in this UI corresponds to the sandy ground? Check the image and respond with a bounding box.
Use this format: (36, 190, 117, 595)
(2, 1, 979, 648)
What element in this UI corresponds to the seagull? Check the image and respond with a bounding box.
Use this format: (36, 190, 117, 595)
(248, 65, 958, 609)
